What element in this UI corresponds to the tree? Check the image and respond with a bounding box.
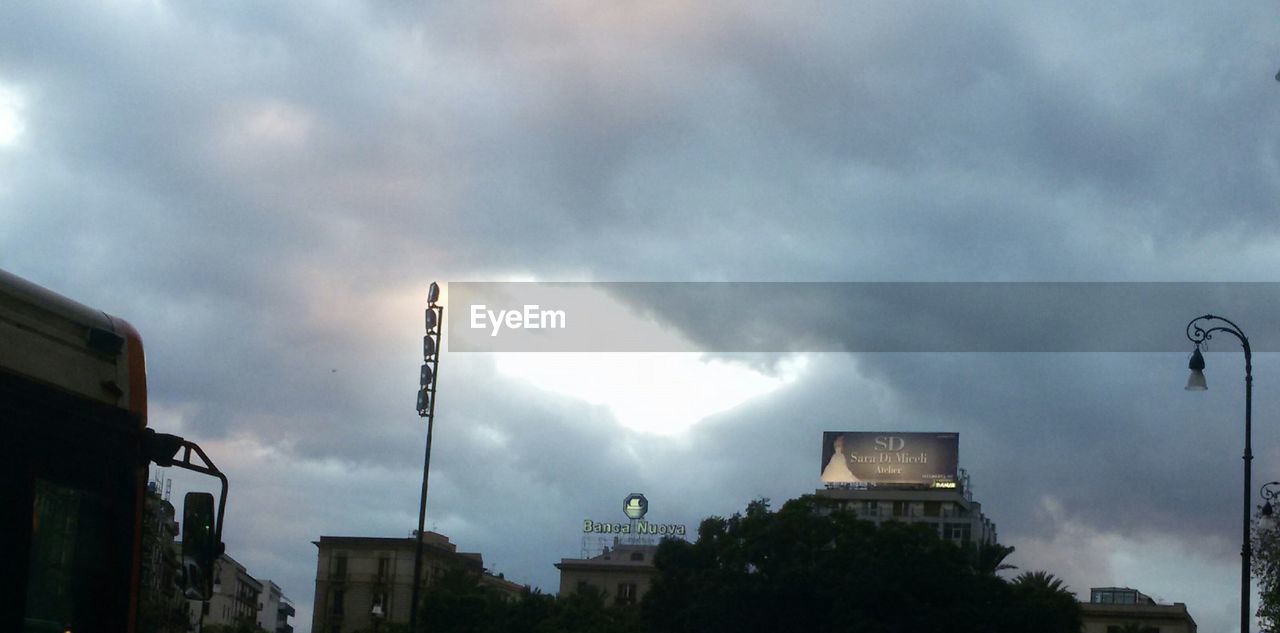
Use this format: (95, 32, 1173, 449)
(643, 495, 1075, 633)
(202, 618, 267, 633)
(1254, 510, 1280, 631)
(534, 585, 640, 633)
(136, 594, 189, 633)
(418, 568, 510, 633)
(1003, 571, 1082, 633)
(414, 570, 637, 633)
(966, 541, 1017, 577)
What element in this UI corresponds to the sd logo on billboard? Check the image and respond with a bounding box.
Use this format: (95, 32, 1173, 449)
(874, 436, 906, 451)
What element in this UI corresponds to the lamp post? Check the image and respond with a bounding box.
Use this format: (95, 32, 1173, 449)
(410, 282, 443, 633)
(1261, 481, 1280, 528)
(1185, 314, 1253, 633)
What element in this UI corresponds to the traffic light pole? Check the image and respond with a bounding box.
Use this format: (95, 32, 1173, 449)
(409, 286, 443, 633)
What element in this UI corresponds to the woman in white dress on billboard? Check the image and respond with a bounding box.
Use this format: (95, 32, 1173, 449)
(822, 434, 861, 482)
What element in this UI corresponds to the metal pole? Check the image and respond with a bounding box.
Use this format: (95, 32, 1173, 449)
(409, 300, 443, 633)
(1243, 342, 1253, 633)
(1187, 314, 1252, 633)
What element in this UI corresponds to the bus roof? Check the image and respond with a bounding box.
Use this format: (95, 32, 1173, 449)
(0, 268, 147, 423)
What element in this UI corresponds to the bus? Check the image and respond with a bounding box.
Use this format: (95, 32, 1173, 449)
(0, 268, 227, 633)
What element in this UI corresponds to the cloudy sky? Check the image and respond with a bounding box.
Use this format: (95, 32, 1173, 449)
(4, 2, 1280, 631)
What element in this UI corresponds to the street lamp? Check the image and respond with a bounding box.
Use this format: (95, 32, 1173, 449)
(1185, 314, 1253, 633)
(409, 282, 443, 633)
(1260, 482, 1280, 533)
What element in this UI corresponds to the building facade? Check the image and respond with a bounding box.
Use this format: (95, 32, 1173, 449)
(814, 471, 998, 547)
(1080, 587, 1198, 633)
(257, 579, 296, 633)
(311, 531, 522, 633)
(137, 483, 189, 632)
(555, 540, 658, 607)
(192, 553, 263, 628)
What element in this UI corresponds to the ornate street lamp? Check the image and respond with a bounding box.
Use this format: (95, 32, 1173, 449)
(1185, 314, 1253, 633)
(1260, 481, 1280, 532)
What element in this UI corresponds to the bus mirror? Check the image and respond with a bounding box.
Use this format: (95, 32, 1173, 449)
(182, 492, 218, 601)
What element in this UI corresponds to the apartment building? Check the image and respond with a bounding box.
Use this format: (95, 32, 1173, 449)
(1080, 587, 1197, 633)
(311, 531, 523, 633)
(555, 540, 659, 607)
(815, 471, 999, 547)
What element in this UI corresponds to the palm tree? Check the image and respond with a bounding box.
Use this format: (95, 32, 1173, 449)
(1012, 570, 1069, 593)
(967, 542, 1017, 577)
(1009, 571, 1082, 633)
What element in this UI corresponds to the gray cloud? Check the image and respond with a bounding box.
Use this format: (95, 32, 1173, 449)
(4, 2, 1280, 631)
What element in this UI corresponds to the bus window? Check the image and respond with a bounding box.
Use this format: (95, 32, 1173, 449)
(24, 479, 113, 633)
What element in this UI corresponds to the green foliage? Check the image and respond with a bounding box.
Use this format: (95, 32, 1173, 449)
(202, 618, 266, 633)
(415, 572, 637, 633)
(1003, 571, 1082, 633)
(135, 597, 190, 633)
(533, 585, 640, 633)
(642, 495, 1080, 633)
(408, 497, 1080, 633)
(1253, 511, 1280, 631)
(420, 568, 508, 633)
(965, 541, 1017, 577)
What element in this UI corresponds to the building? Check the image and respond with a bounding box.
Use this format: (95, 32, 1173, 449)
(481, 572, 527, 599)
(814, 468, 998, 547)
(256, 579, 296, 633)
(137, 482, 189, 632)
(192, 553, 263, 628)
(815, 432, 998, 547)
(1080, 587, 1198, 633)
(555, 540, 659, 606)
(311, 531, 523, 633)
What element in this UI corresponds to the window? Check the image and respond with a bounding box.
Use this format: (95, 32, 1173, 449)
(377, 556, 390, 580)
(892, 501, 911, 517)
(1093, 589, 1139, 605)
(616, 583, 637, 606)
(577, 581, 590, 594)
(922, 501, 941, 517)
(943, 523, 971, 542)
(630, 552, 644, 561)
(331, 589, 344, 615)
(23, 479, 113, 628)
(861, 501, 879, 516)
(334, 554, 348, 579)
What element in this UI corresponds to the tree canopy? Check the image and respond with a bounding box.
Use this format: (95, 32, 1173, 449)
(643, 496, 1079, 633)
(1253, 509, 1280, 630)
(409, 496, 1080, 633)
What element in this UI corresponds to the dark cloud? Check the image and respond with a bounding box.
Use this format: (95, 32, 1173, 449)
(4, 2, 1280, 631)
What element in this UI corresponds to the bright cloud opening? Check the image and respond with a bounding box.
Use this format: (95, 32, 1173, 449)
(0, 83, 26, 146)
(496, 353, 806, 435)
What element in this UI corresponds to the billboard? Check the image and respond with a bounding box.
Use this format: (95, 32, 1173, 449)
(821, 432, 958, 486)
